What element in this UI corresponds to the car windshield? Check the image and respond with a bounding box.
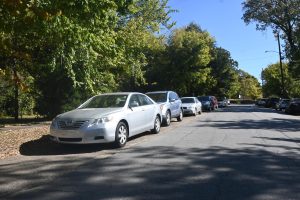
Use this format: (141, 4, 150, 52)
(198, 96, 209, 101)
(181, 98, 195, 103)
(80, 94, 128, 108)
(147, 93, 167, 103)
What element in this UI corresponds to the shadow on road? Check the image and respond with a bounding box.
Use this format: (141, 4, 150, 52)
(19, 131, 153, 156)
(1, 146, 299, 200)
(218, 104, 295, 115)
(19, 135, 113, 156)
(195, 117, 300, 132)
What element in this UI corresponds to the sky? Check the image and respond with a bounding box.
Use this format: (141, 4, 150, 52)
(166, 0, 280, 82)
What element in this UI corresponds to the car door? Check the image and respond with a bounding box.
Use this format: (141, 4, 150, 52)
(137, 94, 155, 130)
(169, 92, 177, 117)
(127, 94, 144, 136)
(196, 98, 201, 111)
(172, 92, 181, 117)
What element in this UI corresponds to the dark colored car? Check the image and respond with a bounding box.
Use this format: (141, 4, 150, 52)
(256, 98, 267, 107)
(275, 99, 290, 111)
(265, 97, 280, 108)
(285, 98, 300, 115)
(197, 96, 218, 111)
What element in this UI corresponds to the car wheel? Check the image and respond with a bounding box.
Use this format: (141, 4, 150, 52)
(163, 110, 171, 126)
(177, 109, 183, 121)
(151, 115, 161, 134)
(114, 122, 128, 148)
(199, 108, 202, 115)
(194, 108, 197, 116)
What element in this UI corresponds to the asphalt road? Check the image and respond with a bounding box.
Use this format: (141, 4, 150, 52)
(1, 105, 300, 200)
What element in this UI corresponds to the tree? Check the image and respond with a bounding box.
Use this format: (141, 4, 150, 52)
(163, 24, 215, 96)
(239, 70, 261, 99)
(262, 62, 300, 97)
(0, 0, 173, 118)
(209, 47, 240, 98)
(242, 0, 300, 77)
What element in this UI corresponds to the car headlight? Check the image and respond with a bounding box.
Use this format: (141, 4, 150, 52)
(90, 116, 114, 126)
(160, 104, 165, 111)
(51, 117, 58, 128)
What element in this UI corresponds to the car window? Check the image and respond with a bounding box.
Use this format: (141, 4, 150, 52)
(181, 98, 195, 103)
(138, 94, 153, 106)
(198, 96, 209, 101)
(170, 92, 177, 100)
(129, 94, 141, 107)
(80, 95, 128, 108)
(146, 93, 167, 103)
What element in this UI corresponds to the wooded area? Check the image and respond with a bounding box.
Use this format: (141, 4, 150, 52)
(1, 0, 299, 120)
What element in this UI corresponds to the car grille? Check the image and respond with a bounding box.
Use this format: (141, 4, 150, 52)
(183, 107, 187, 109)
(57, 120, 88, 130)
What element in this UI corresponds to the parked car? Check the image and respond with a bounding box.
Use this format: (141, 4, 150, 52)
(285, 98, 300, 115)
(275, 99, 290, 111)
(50, 92, 162, 147)
(181, 97, 202, 116)
(218, 98, 228, 108)
(197, 96, 218, 111)
(146, 91, 183, 126)
(265, 97, 280, 108)
(256, 98, 267, 107)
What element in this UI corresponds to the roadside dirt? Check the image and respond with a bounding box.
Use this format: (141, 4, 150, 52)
(0, 123, 50, 159)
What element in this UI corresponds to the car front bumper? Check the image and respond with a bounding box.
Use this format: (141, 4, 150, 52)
(182, 108, 195, 114)
(50, 122, 117, 144)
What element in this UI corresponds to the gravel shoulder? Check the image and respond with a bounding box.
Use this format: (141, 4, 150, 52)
(0, 123, 50, 159)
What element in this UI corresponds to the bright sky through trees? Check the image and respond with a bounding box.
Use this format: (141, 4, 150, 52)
(167, 0, 279, 82)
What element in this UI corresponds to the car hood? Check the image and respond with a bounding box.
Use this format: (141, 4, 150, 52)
(57, 108, 124, 119)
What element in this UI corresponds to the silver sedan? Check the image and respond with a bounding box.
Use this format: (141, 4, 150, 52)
(50, 92, 162, 147)
(181, 97, 202, 116)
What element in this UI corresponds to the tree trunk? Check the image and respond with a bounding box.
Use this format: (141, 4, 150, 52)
(13, 63, 19, 122)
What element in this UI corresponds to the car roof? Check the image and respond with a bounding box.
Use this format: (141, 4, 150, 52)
(181, 97, 196, 99)
(96, 92, 143, 96)
(146, 91, 171, 93)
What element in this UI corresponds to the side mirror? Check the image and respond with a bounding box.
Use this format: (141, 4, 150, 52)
(169, 98, 176, 102)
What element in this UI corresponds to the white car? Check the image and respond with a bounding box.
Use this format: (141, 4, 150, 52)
(50, 92, 162, 147)
(181, 97, 202, 116)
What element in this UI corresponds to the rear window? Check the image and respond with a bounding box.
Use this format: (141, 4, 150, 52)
(198, 96, 209, 101)
(181, 98, 195, 103)
(147, 93, 168, 103)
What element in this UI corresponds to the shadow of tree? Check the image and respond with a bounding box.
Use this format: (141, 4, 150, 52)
(1, 146, 299, 200)
(219, 105, 293, 115)
(19, 132, 153, 156)
(195, 117, 300, 132)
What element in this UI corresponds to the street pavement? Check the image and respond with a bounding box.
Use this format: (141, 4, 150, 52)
(0, 105, 300, 200)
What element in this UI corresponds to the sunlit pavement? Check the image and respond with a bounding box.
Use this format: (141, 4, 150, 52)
(1, 105, 300, 200)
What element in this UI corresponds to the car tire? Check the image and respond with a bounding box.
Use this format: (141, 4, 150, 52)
(193, 108, 197, 116)
(177, 109, 183, 121)
(199, 108, 202, 115)
(151, 115, 161, 134)
(163, 110, 171, 126)
(114, 122, 128, 148)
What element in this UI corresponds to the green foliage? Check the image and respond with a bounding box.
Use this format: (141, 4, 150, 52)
(239, 70, 262, 99)
(0, 0, 173, 118)
(210, 47, 240, 98)
(262, 62, 300, 97)
(165, 24, 215, 95)
(242, 0, 300, 77)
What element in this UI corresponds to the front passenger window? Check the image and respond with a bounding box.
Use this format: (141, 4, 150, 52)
(129, 95, 140, 107)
